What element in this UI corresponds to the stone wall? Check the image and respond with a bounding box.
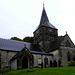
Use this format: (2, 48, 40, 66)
(49, 47, 75, 67)
(11, 59, 17, 70)
(33, 54, 41, 67)
(50, 50, 60, 67)
(0, 50, 17, 69)
(34, 26, 58, 51)
(59, 34, 75, 66)
(33, 54, 52, 68)
(60, 46, 75, 66)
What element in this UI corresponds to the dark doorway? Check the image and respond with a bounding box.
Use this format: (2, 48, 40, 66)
(50, 61, 52, 67)
(44, 58, 48, 68)
(67, 51, 71, 61)
(53, 60, 57, 67)
(22, 56, 28, 69)
(58, 60, 61, 67)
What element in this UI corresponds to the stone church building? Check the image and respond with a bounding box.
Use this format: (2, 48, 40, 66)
(0, 5, 75, 70)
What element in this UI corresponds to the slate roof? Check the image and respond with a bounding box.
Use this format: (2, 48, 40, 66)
(34, 6, 57, 32)
(46, 36, 65, 52)
(0, 38, 51, 55)
(0, 38, 25, 51)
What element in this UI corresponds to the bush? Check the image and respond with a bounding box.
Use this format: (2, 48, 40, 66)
(68, 61, 75, 66)
(27, 68, 41, 72)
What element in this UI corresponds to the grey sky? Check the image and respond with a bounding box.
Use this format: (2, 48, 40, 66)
(0, 0, 75, 44)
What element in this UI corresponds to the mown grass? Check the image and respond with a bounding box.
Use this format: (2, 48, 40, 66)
(5, 67, 75, 75)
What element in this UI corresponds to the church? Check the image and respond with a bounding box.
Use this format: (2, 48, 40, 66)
(0, 5, 75, 70)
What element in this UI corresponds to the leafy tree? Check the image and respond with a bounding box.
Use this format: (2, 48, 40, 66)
(10, 36, 34, 43)
(10, 37, 23, 41)
(23, 36, 33, 43)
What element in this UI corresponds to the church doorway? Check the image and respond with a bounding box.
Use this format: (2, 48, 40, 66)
(44, 58, 48, 68)
(22, 56, 28, 69)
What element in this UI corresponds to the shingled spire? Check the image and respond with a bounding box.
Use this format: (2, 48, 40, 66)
(40, 3, 49, 25)
(34, 4, 57, 32)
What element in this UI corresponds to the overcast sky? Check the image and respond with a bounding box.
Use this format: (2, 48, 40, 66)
(0, 0, 75, 44)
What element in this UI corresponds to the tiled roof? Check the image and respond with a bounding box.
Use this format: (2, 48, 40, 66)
(0, 38, 25, 51)
(0, 38, 51, 55)
(46, 36, 65, 52)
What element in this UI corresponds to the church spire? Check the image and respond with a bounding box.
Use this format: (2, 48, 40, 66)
(39, 3, 49, 26)
(43, 1, 44, 8)
(34, 3, 57, 33)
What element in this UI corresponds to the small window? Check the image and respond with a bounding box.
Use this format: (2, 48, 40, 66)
(38, 58, 42, 65)
(67, 51, 71, 61)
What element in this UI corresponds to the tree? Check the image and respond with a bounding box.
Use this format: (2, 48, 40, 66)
(23, 36, 33, 43)
(10, 36, 34, 43)
(10, 37, 23, 42)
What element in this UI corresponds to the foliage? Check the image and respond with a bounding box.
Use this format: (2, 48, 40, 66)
(27, 68, 41, 72)
(10, 37, 23, 42)
(0, 69, 10, 74)
(5, 67, 75, 75)
(68, 61, 75, 66)
(23, 36, 33, 43)
(10, 36, 34, 43)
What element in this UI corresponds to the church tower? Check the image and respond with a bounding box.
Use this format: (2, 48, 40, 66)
(33, 4, 58, 51)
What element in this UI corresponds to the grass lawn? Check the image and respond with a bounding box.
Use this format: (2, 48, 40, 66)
(5, 67, 75, 75)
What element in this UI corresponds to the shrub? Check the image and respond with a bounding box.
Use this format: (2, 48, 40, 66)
(68, 61, 75, 66)
(27, 68, 41, 72)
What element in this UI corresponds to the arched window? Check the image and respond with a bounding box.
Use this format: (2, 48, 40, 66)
(73, 51, 75, 61)
(67, 51, 71, 61)
(50, 61, 52, 67)
(46, 58, 48, 65)
(58, 60, 61, 67)
(44, 58, 48, 68)
(53, 60, 57, 67)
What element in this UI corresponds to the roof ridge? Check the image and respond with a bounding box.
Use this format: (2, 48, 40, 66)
(0, 38, 32, 44)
